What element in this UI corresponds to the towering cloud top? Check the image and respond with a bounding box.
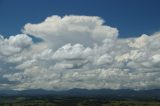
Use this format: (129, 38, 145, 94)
(23, 15, 118, 49)
(0, 15, 160, 90)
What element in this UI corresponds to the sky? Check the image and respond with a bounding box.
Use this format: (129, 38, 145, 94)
(0, 0, 160, 90)
(0, 0, 160, 37)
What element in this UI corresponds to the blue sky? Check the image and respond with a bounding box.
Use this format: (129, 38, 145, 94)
(0, 0, 160, 37)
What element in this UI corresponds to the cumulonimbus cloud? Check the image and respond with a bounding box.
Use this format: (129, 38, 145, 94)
(23, 15, 118, 49)
(0, 15, 160, 90)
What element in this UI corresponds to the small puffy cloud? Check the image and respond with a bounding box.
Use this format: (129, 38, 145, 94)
(0, 15, 160, 90)
(152, 54, 160, 63)
(96, 54, 113, 65)
(129, 34, 149, 48)
(0, 34, 32, 56)
(52, 43, 92, 60)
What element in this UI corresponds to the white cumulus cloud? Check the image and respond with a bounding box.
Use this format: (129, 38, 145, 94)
(0, 15, 160, 90)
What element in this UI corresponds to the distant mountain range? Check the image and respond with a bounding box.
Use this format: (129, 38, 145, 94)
(0, 89, 160, 100)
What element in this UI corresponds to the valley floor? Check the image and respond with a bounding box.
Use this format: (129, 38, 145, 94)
(0, 97, 160, 106)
